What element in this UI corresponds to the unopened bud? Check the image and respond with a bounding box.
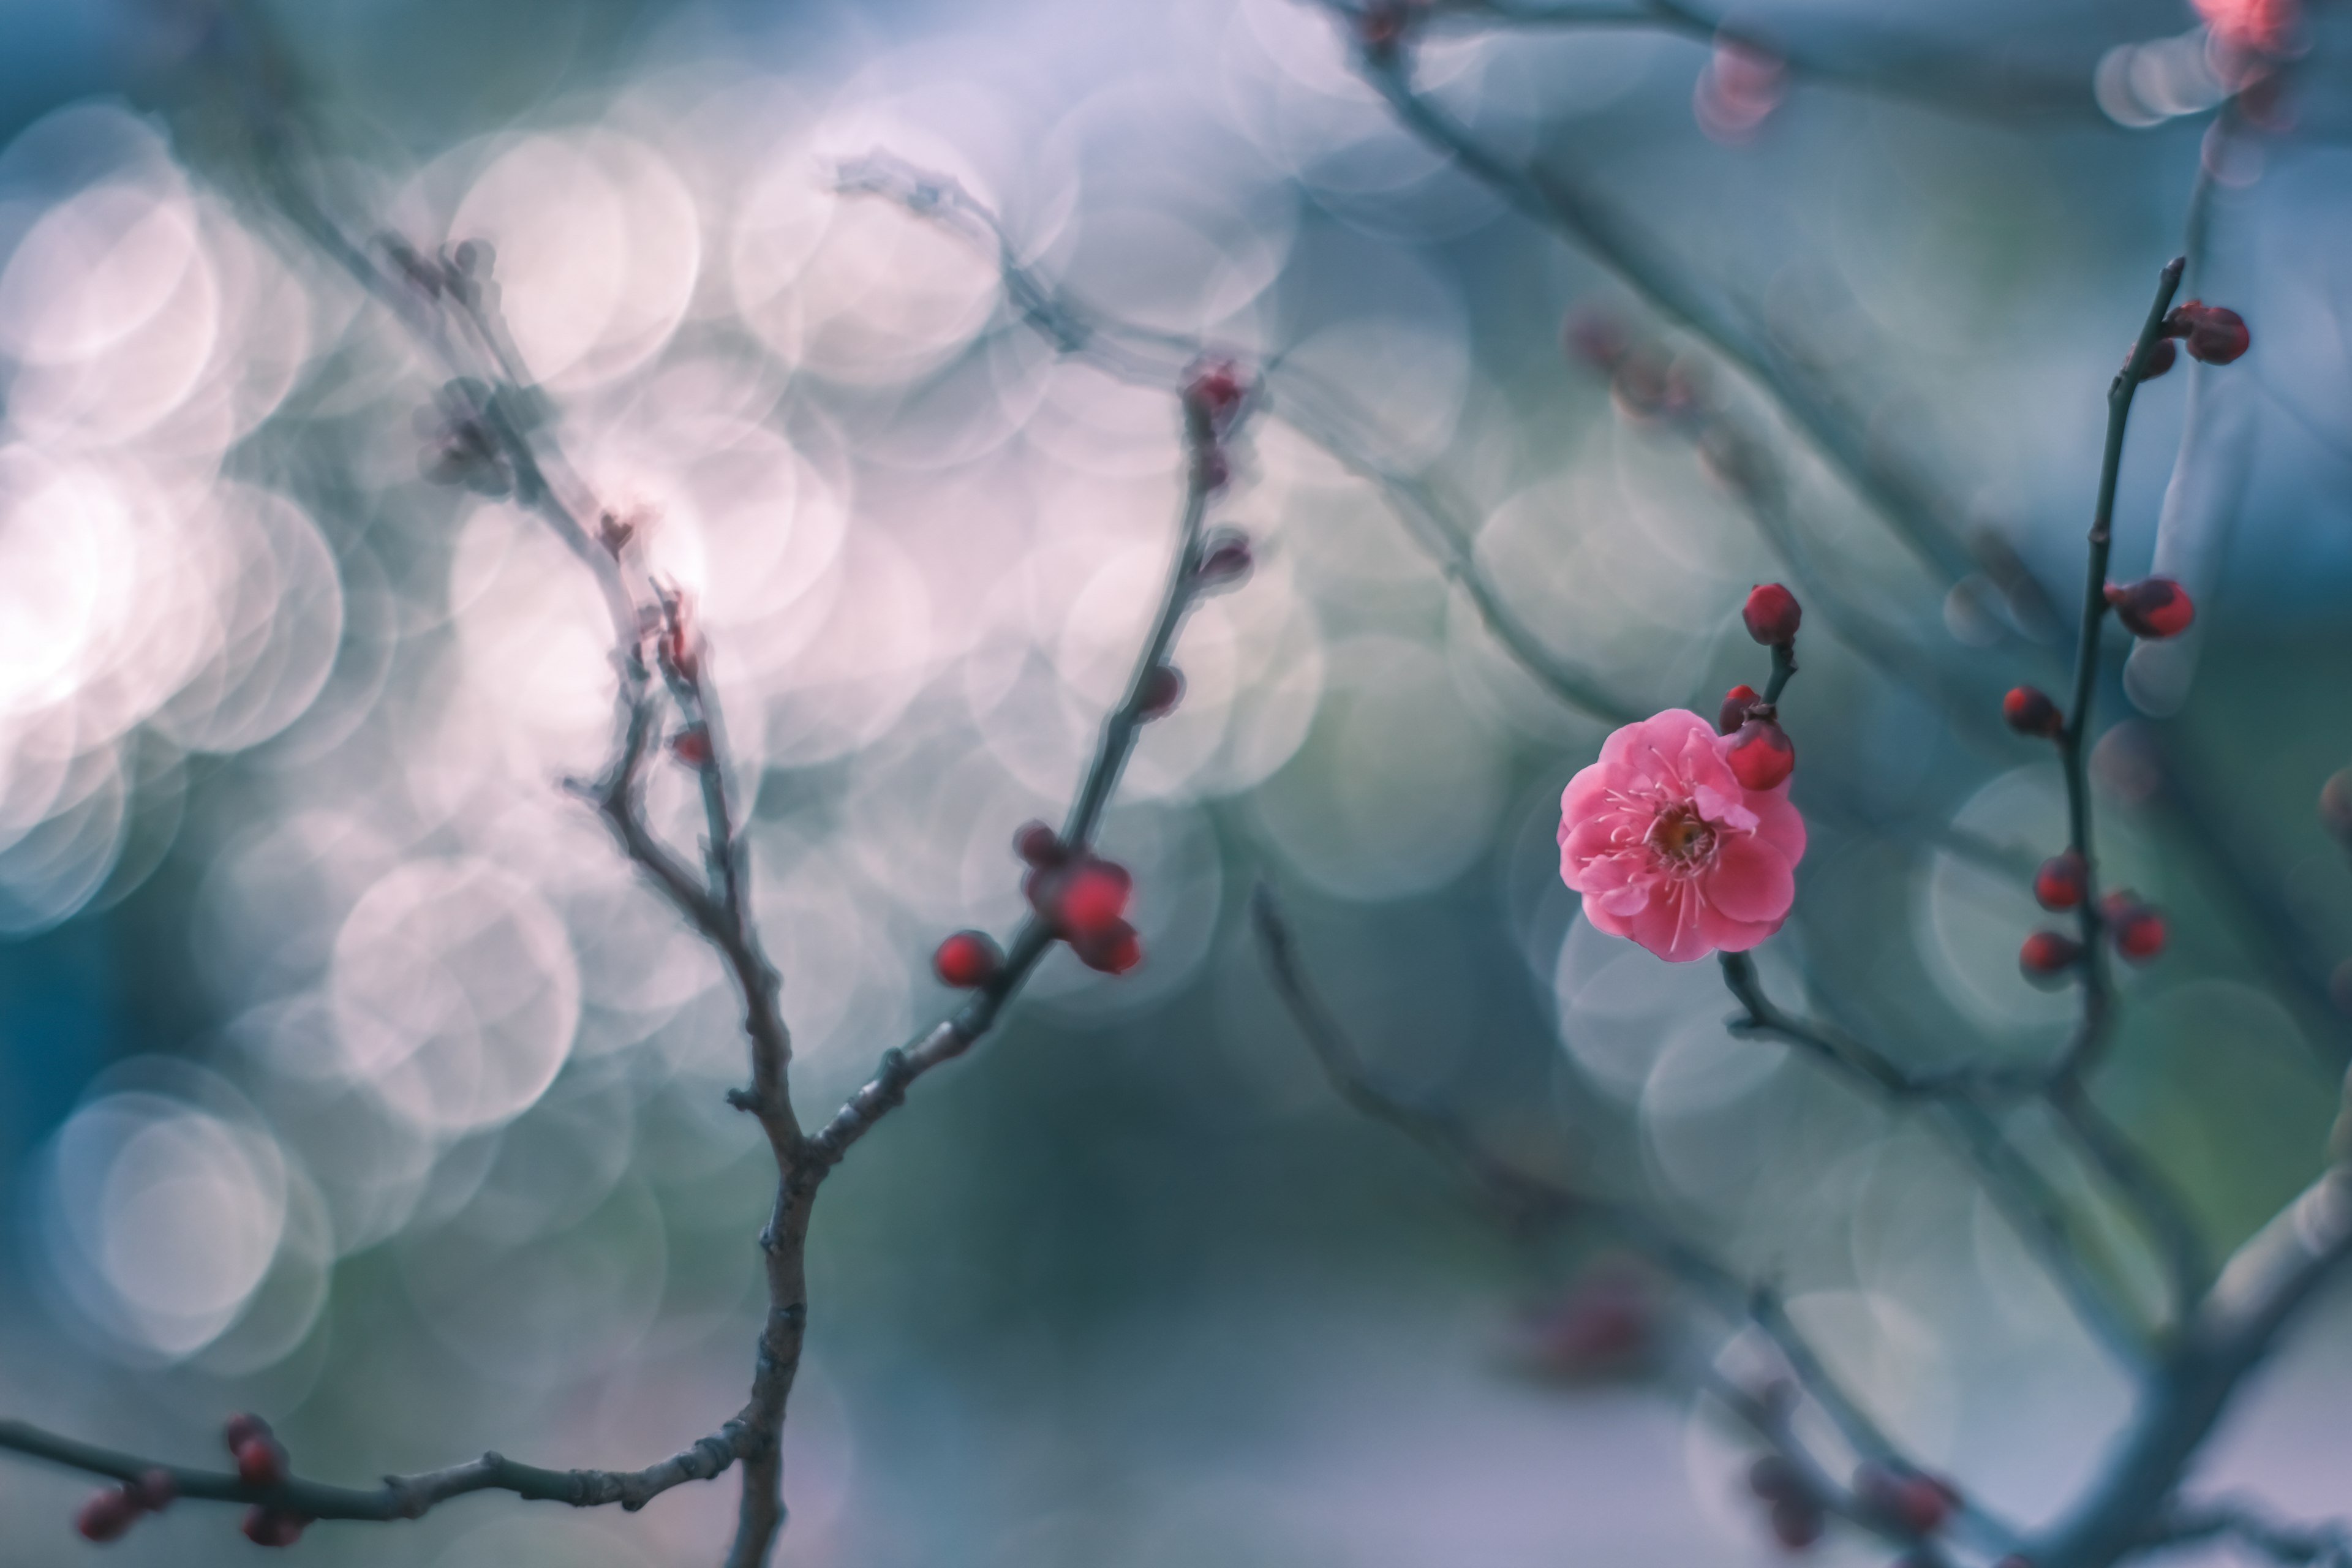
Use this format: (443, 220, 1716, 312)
(235, 1434, 287, 1489)
(1193, 529, 1253, 590)
(1726, 717, 1795, 791)
(2105, 577, 2195, 639)
(1137, 665, 1184, 721)
(2320, 769, 2352, 845)
(2035, 851, 2087, 911)
(1718, 684, 1762, 736)
(1768, 1496, 1825, 1550)
(2135, 337, 2178, 380)
(2167, 301, 2250, 364)
(1014, 820, 1065, 867)
(222, 1414, 271, 1452)
(1183, 358, 1246, 429)
(242, 1509, 308, 1548)
(2020, 931, 2084, 984)
(2102, 892, 2168, 962)
(932, 930, 1004, 990)
(1741, 583, 1801, 646)
(129, 1470, 176, 1513)
(671, 727, 712, 768)
(1071, 917, 1142, 975)
(75, 1490, 138, 1544)
(2003, 686, 2064, 738)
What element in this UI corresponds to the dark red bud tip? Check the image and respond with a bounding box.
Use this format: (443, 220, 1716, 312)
(1562, 309, 1630, 371)
(2034, 851, 2087, 911)
(2135, 337, 2178, 379)
(1014, 821, 1065, 867)
(1746, 1454, 1804, 1502)
(1726, 718, 1795, 791)
(2321, 770, 2352, 845)
(1193, 528, 1254, 590)
(2020, 931, 2084, 982)
(1072, 917, 1142, 975)
(931, 930, 1003, 990)
(2168, 301, 2250, 365)
(2105, 577, 2195, 640)
(222, 1413, 270, 1452)
(129, 1470, 177, 1513)
(1718, 684, 1761, 737)
(670, 728, 712, 767)
(75, 1490, 138, 1543)
(2003, 686, 2064, 738)
(2101, 892, 2168, 962)
(241, 1509, 308, 1548)
(235, 1434, 287, 1488)
(1768, 1496, 1825, 1550)
(1137, 665, 1185, 722)
(1183, 359, 1247, 426)
(1741, 582, 1801, 646)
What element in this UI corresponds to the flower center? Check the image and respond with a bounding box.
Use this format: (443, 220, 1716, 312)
(1648, 804, 1716, 867)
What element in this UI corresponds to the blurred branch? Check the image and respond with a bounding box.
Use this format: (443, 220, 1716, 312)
(1329, 26, 1985, 592)
(1250, 883, 2021, 1554)
(835, 152, 1642, 728)
(2147, 1499, 2352, 1566)
(804, 390, 1227, 1171)
(1401, 0, 2105, 123)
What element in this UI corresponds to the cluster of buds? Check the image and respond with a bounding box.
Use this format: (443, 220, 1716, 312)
(2137, 300, 2252, 379)
(1019, 825, 1143, 974)
(1714, 585, 1801, 791)
(654, 590, 701, 686)
(931, 825, 1148, 987)
(1745, 1455, 1825, 1550)
(72, 1468, 175, 1544)
(224, 1413, 309, 1546)
(1183, 358, 1251, 494)
(2019, 891, 2166, 982)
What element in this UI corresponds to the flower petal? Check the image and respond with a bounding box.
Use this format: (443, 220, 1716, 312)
(1702, 834, 1795, 925)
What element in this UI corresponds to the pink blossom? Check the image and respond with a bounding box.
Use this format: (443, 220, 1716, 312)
(2194, 0, 2296, 54)
(1557, 709, 1805, 962)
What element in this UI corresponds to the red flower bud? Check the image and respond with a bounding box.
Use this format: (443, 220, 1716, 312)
(2020, 931, 2084, 982)
(2003, 686, 2064, 738)
(1183, 359, 1246, 428)
(242, 1509, 308, 1548)
(1726, 717, 1795, 791)
(2102, 892, 2168, 962)
(130, 1470, 177, 1513)
(2035, 851, 2087, 911)
(1055, 861, 1133, 940)
(1137, 665, 1184, 722)
(2135, 337, 2179, 379)
(671, 727, 712, 767)
(1742, 583, 1801, 646)
(2105, 578, 2195, 640)
(1718, 684, 1762, 736)
(1014, 820, 1065, 867)
(222, 1413, 270, 1452)
(2167, 301, 2250, 364)
(2321, 769, 2352, 845)
(1768, 1496, 1825, 1550)
(75, 1489, 138, 1543)
(1193, 528, 1253, 591)
(235, 1434, 287, 1488)
(1071, 917, 1142, 975)
(932, 930, 1003, 990)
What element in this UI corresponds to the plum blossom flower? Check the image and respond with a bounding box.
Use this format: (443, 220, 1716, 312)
(1557, 709, 1805, 962)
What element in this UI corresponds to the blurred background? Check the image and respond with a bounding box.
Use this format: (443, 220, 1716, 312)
(1, 0, 2351, 1562)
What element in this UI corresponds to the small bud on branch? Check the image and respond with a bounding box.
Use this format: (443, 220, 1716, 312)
(2003, 687, 2064, 738)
